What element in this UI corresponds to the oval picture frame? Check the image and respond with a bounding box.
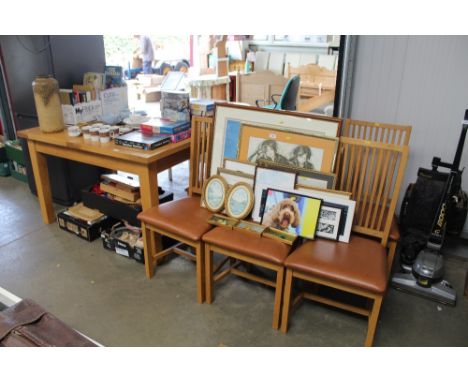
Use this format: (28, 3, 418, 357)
(225, 182, 254, 220)
(202, 175, 229, 212)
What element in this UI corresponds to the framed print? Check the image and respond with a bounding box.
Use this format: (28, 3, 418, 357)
(234, 220, 266, 236)
(223, 158, 256, 176)
(260, 188, 322, 240)
(285, 186, 356, 243)
(316, 205, 342, 240)
(295, 184, 351, 200)
(210, 103, 342, 176)
(202, 175, 228, 212)
(258, 159, 336, 189)
(217, 168, 254, 187)
(225, 182, 254, 220)
(262, 226, 297, 245)
(238, 124, 338, 173)
(207, 213, 239, 229)
(252, 167, 297, 222)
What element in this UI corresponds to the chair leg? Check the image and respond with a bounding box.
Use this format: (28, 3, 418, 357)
(195, 242, 205, 304)
(387, 241, 397, 280)
(272, 267, 285, 330)
(204, 243, 213, 304)
(364, 295, 383, 347)
(281, 269, 294, 333)
(142, 223, 155, 279)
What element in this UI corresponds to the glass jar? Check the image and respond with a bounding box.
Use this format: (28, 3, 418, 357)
(32, 75, 65, 133)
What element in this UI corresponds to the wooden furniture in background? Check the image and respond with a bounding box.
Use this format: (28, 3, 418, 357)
(138, 116, 214, 303)
(17, 127, 190, 225)
(236, 71, 289, 107)
(342, 119, 412, 146)
(281, 137, 410, 346)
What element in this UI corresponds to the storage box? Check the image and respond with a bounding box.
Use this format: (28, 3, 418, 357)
(81, 186, 173, 227)
(57, 210, 118, 242)
(62, 100, 102, 125)
(0, 142, 7, 162)
(101, 87, 128, 117)
(0, 161, 10, 177)
(5, 140, 25, 165)
(9, 161, 27, 182)
(136, 74, 164, 87)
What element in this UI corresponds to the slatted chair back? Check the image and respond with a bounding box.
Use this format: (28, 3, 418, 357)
(189, 116, 214, 196)
(334, 137, 409, 247)
(342, 119, 412, 146)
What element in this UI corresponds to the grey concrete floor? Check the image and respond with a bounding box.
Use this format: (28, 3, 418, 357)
(1, 164, 468, 346)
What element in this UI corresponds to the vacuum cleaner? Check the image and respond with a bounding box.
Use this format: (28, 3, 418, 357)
(391, 109, 468, 306)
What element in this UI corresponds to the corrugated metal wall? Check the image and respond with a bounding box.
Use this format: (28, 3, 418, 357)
(348, 35, 468, 235)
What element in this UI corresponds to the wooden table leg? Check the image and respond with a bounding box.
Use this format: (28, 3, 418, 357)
(27, 141, 55, 224)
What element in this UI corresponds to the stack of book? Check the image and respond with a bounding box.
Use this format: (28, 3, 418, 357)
(140, 118, 191, 143)
(60, 85, 99, 106)
(114, 131, 172, 151)
(190, 99, 215, 116)
(100, 173, 141, 205)
(160, 91, 190, 122)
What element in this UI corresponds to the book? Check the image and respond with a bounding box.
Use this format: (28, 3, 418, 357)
(160, 91, 190, 112)
(101, 173, 140, 190)
(140, 118, 190, 135)
(104, 65, 123, 88)
(159, 129, 191, 143)
(190, 109, 214, 117)
(100, 181, 140, 202)
(83, 72, 104, 90)
(190, 98, 215, 111)
(114, 131, 171, 151)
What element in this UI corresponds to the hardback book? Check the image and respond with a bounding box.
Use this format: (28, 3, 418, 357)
(104, 66, 123, 88)
(159, 129, 191, 143)
(160, 91, 190, 112)
(114, 131, 171, 151)
(83, 72, 104, 90)
(190, 98, 215, 111)
(140, 118, 191, 135)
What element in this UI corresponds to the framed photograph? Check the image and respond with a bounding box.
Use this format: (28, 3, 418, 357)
(238, 124, 338, 173)
(202, 175, 228, 212)
(316, 205, 342, 240)
(252, 167, 297, 222)
(225, 182, 254, 220)
(234, 220, 267, 236)
(217, 167, 254, 187)
(223, 158, 256, 176)
(262, 226, 298, 245)
(286, 186, 356, 243)
(258, 159, 336, 189)
(210, 103, 342, 176)
(207, 213, 239, 229)
(295, 184, 352, 200)
(261, 188, 322, 240)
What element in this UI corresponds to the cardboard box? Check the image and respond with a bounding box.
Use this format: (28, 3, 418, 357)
(57, 210, 118, 242)
(100, 181, 140, 202)
(136, 74, 165, 87)
(101, 87, 128, 117)
(62, 100, 102, 125)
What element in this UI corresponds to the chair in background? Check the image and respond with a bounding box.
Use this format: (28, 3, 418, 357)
(281, 137, 409, 346)
(138, 116, 214, 304)
(255, 75, 300, 111)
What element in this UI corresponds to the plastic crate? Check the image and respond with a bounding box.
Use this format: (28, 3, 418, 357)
(9, 161, 27, 182)
(5, 140, 25, 165)
(0, 161, 10, 177)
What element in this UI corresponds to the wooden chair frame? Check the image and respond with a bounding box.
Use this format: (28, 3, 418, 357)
(204, 242, 285, 330)
(281, 136, 410, 346)
(142, 116, 214, 304)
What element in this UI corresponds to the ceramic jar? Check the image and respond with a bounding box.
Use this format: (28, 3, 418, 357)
(32, 75, 64, 133)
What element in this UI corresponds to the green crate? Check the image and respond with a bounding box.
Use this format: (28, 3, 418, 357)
(9, 161, 27, 183)
(5, 140, 25, 165)
(0, 143, 7, 162)
(0, 161, 10, 177)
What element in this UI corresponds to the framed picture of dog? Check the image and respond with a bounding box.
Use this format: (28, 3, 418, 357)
(260, 188, 322, 240)
(210, 103, 342, 176)
(238, 124, 338, 173)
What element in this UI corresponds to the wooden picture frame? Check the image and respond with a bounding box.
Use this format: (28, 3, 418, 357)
(233, 220, 267, 236)
(225, 182, 255, 220)
(295, 184, 352, 199)
(207, 213, 239, 229)
(210, 103, 342, 176)
(217, 167, 255, 187)
(223, 158, 256, 176)
(262, 226, 298, 245)
(202, 175, 229, 212)
(258, 159, 336, 189)
(238, 123, 338, 173)
(316, 205, 342, 241)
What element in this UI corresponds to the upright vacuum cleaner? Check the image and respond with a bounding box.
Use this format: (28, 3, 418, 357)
(391, 109, 468, 306)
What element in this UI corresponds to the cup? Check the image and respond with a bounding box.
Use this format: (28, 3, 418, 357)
(99, 127, 110, 143)
(90, 127, 100, 142)
(81, 126, 91, 140)
(67, 125, 81, 137)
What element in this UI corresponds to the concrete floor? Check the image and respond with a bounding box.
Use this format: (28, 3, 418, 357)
(1, 165, 468, 346)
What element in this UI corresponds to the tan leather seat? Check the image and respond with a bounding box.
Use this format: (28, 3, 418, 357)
(285, 235, 387, 293)
(137, 196, 213, 242)
(203, 227, 290, 265)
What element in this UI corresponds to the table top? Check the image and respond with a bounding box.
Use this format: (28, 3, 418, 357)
(18, 127, 191, 165)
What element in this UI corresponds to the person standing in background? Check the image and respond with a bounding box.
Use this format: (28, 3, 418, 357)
(134, 35, 154, 74)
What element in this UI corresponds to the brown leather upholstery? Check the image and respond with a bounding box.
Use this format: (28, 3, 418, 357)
(137, 196, 213, 241)
(285, 235, 388, 293)
(202, 227, 290, 265)
(389, 216, 400, 242)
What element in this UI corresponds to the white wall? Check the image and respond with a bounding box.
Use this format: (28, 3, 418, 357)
(348, 36, 468, 235)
